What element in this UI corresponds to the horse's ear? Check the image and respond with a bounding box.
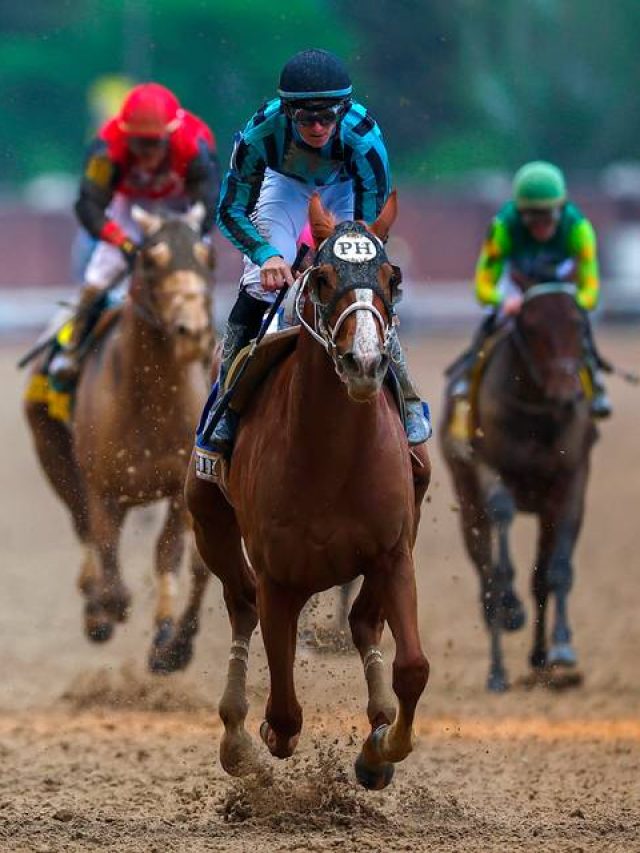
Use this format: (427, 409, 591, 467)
(184, 202, 205, 232)
(308, 193, 336, 245)
(369, 190, 398, 241)
(131, 205, 163, 236)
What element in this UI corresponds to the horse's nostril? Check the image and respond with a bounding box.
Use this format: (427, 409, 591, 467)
(341, 352, 359, 374)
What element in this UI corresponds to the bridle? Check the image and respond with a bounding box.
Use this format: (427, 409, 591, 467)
(510, 282, 581, 393)
(129, 235, 211, 334)
(294, 225, 398, 361)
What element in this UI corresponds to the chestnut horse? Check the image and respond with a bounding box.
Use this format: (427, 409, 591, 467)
(184, 193, 430, 790)
(25, 206, 215, 671)
(441, 283, 597, 691)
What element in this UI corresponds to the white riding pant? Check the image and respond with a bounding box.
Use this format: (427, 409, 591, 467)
(84, 194, 189, 289)
(240, 169, 354, 302)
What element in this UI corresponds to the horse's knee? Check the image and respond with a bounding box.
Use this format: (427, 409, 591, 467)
(548, 556, 573, 594)
(392, 655, 430, 704)
(486, 488, 514, 524)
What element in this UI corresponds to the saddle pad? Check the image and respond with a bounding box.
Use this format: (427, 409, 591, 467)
(225, 326, 300, 415)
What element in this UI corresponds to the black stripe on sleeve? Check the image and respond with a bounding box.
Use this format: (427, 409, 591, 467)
(218, 175, 263, 257)
(352, 112, 375, 137)
(263, 132, 279, 169)
(365, 147, 388, 212)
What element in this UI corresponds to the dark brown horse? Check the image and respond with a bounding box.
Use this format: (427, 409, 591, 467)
(25, 206, 215, 671)
(185, 193, 430, 789)
(442, 283, 597, 691)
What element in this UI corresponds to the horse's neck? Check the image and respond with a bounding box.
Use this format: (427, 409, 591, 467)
(287, 331, 381, 456)
(491, 332, 544, 407)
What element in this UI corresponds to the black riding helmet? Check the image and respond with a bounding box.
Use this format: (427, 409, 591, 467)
(278, 49, 352, 120)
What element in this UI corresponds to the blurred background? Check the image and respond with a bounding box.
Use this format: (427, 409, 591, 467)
(2, 0, 640, 329)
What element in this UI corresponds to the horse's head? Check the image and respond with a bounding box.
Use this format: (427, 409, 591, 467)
(130, 204, 214, 363)
(515, 283, 585, 405)
(302, 192, 401, 402)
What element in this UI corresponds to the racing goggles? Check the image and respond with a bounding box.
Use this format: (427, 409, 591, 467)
(519, 207, 562, 226)
(128, 136, 169, 156)
(288, 101, 348, 127)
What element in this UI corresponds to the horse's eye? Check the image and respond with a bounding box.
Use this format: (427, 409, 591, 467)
(315, 274, 328, 292)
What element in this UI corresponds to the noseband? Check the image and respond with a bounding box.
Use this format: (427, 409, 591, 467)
(295, 222, 398, 358)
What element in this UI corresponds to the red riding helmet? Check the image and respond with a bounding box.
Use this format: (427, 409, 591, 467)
(117, 83, 183, 138)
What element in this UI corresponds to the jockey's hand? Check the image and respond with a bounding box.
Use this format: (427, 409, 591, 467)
(261, 255, 294, 292)
(118, 237, 140, 267)
(503, 294, 523, 316)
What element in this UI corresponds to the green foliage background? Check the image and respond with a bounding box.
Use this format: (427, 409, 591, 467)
(2, 0, 640, 187)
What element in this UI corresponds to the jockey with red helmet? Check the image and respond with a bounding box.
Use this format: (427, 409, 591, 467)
(51, 82, 219, 379)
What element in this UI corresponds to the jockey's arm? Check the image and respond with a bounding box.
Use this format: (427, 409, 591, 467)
(344, 117, 391, 222)
(568, 218, 600, 311)
(185, 139, 220, 236)
(474, 217, 511, 307)
(74, 139, 127, 247)
(216, 137, 280, 267)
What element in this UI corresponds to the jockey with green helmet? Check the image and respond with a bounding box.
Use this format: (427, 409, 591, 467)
(452, 160, 611, 418)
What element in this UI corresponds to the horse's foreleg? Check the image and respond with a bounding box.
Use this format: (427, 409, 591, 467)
(147, 498, 187, 672)
(151, 543, 210, 674)
(258, 575, 306, 760)
(349, 575, 396, 730)
(185, 459, 259, 775)
(540, 471, 586, 671)
(356, 555, 428, 789)
(83, 491, 128, 642)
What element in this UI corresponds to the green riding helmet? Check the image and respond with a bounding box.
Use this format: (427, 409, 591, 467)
(513, 161, 567, 209)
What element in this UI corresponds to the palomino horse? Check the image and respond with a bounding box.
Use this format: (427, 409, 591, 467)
(25, 206, 215, 671)
(441, 283, 597, 691)
(184, 192, 430, 790)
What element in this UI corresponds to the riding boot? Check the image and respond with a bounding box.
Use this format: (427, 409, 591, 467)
(582, 314, 613, 419)
(48, 285, 104, 382)
(388, 328, 432, 445)
(198, 291, 270, 456)
(449, 310, 498, 399)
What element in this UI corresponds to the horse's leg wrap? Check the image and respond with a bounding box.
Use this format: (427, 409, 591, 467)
(363, 646, 397, 728)
(219, 635, 259, 775)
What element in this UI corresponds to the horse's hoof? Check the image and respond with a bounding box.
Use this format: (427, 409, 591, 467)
(354, 752, 395, 790)
(487, 671, 509, 693)
(153, 618, 174, 648)
(501, 591, 526, 632)
(548, 643, 577, 667)
(259, 721, 299, 759)
(86, 621, 114, 643)
(220, 730, 259, 777)
(148, 635, 194, 675)
(529, 649, 547, 669)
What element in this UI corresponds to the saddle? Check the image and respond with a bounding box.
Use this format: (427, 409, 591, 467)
(23, 305, 123, 424)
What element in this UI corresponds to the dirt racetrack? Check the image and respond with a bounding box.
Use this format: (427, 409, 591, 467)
(1, 330, 639, 852)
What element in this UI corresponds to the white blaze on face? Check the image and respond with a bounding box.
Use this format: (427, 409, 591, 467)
(352, 288, 380, 366)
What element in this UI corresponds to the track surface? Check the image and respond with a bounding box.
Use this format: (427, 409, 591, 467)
(1, 331, 639, 852)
